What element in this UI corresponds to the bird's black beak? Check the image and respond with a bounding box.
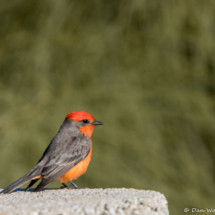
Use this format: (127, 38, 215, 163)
(92, 120, 103, 125)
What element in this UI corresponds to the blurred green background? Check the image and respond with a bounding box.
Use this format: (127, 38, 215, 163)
(1, 0, 215, 214)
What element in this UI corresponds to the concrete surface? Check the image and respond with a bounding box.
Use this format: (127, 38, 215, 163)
(0, 188, 169, 215)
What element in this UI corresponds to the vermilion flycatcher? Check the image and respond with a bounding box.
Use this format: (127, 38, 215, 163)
(1, 111, 103, 194)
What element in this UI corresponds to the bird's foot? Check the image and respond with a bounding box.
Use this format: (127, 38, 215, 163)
(60, 182, 88, 189)
(70, 181, 78, 189)
(60, 183, 75, 189)
(60, 186, 76, 189)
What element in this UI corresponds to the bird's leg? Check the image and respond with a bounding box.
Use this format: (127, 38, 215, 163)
(60, 181, 87, 189)
(62, 183, 68, 188)
(70, 181, 88, 189)
(60, 182, 78, 189)
(60, 183, 71, 189)
(70, 181, 78, 189)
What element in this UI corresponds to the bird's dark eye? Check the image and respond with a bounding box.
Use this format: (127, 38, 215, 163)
(82, 119, 88, 123)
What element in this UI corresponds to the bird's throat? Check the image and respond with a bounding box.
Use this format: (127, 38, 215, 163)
(79, 125, 94, 137)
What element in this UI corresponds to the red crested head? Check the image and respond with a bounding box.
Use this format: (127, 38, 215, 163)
(65, 111, 95, 122)
(65, 111, 103, 137)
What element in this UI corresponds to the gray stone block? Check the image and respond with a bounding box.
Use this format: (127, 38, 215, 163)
(0, 188, 169, 215)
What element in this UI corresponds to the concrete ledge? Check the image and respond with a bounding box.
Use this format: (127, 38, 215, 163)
(0, 188, 169, 215)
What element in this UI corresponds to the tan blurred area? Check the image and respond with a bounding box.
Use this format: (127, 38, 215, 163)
(1, 0, 215, 214)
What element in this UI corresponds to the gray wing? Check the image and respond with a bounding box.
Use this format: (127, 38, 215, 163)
(41, 135, 91, 181)
(33, 133, 91, 192)
(33, 119, 92, 191)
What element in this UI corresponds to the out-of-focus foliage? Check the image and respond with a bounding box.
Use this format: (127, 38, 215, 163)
(1, 0, 215, 214)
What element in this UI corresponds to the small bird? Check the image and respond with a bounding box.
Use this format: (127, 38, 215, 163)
(1, 111, 103, 194)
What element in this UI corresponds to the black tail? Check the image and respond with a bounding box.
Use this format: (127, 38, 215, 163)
(1, 165, 42, 194)
(1, 176, 35, 194)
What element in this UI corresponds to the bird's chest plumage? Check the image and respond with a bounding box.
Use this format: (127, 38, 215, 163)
(58, 145, 92, 183)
